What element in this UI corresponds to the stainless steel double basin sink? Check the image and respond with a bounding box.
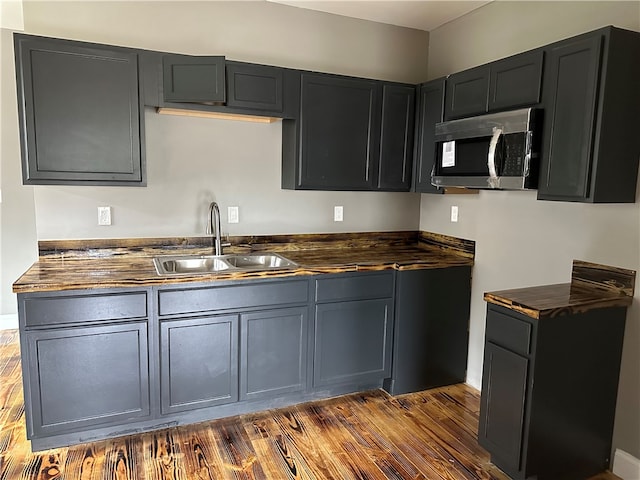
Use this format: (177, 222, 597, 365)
(153, 253, 298, 275)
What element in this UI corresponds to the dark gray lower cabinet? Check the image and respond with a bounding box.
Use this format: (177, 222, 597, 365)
(240, 307, 308, 400)
(160, 315, 239, 414)
(25, 322, 151, 438)
(479, 304, 627, 479)
(386, 267, 471, 395)
(17, 268, 473, 450)
(313, 272, 394, 387)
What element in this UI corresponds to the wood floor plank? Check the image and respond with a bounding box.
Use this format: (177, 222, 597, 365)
(0, 330, 623, 480)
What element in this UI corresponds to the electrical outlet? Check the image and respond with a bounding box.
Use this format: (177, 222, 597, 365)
(334, 206, 343, 222)
(98, 206, 112, 226)
(228, 206, 239, 224)
(451, 205, 459, 223)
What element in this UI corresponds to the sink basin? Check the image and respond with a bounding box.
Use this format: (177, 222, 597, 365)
(153, 253, 297, 275)
(224, 254, 297, 269)
(154, 256, 231, 275)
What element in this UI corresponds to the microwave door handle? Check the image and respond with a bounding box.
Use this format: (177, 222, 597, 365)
(487, 127, 503, 188)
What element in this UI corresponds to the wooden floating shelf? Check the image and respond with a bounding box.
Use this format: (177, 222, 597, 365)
(157, 107, 281, 123)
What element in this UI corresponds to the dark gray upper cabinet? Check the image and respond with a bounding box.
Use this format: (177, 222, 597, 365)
(538, 27, 640, 203)
(283, 73, 415, 191)
(479, 303, 627, 479)
(226, 61, 283, 113)
(488, 50, 543, 111)
(377, 84, 416, 191)
(413, 78, 446, 194)
(444, 65, 490, 120)
(295, 73, 381, 190)
(445, 50, 544, 121)
(162, 54, 225, 103)
(14, 34, 145, 186)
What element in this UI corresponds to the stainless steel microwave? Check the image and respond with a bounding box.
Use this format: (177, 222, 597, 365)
(431, 107, 541, 190)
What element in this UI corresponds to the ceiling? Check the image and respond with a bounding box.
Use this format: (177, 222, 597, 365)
(266, 0, 492, 32)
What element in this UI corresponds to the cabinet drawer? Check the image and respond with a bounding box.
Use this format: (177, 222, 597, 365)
(315, 272, 394, 303)
(157, 280, 309, 316)
(485, 309, 532, 356)
(22, 291, 147, 327)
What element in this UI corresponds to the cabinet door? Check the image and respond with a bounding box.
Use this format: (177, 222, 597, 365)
(413, 78, 446, 193)
(377, 84, 415, 191)
(314, 299, 393, 387)
(298, 73, 380, 190)
(240, 307, 308, 401)
(160, 315, 238, 414)
(489, 50, 543, 111)
(163, 54, 225, 103)
(226, 62, 283, 113)
(444, 65, 490, 120)
(14, 35, 144, 185)
(478, 342, 529, 472)
(538, 34, 602, 201)
(25, 322, 150, 437)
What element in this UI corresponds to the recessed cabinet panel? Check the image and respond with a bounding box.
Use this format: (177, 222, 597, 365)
(314, 298, 392, 387)
(14, 35, 144, 185)
(163, 55, 225, 103)
(240, 307, 308, 401)
(538, 35, 602, 200)
(26, 322, 150, 437)
(160, 315, 238, 414)
(298, 74, 380, 190)
(489, 50, 543, 111)
(479, 342, 528, 472)
(226, 62, 283, 112)
(445, 65, 490, 120)
(377, 84, 415, 191)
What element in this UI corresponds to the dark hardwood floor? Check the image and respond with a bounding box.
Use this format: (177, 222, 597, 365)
(0, 329, 620, 479)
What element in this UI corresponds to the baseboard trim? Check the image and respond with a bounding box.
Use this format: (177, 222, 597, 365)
(613, 449, 640, 480)
(0, 314, 18, 330)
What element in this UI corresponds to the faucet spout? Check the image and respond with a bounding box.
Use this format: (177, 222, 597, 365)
(206, 201, 223, 255)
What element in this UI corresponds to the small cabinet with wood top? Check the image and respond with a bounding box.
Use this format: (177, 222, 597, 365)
(479, 302, 627, 479)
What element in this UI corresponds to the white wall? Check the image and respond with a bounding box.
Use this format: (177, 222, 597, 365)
(422, 0, 640, 461)
(0, 1, 428, 313)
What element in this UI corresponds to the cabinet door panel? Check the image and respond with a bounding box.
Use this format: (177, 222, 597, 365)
(377, 84, 415, 191)
(479, 342, 528, 471)
(160, 315, 238, 414)
(414, 78, 446, 193)
(163, 55, 225, 103)
(299, 74, 380, 189)
(314, 299, 392, 387)
(240, 307, 308, 401)
(15, 36, 143, 185)
(489, 50, 543, 111)
(226, 62, 283, 112)
(445, 65, 490, 120)
(26, 323, 150, 437)
(538, 35, 602, 200)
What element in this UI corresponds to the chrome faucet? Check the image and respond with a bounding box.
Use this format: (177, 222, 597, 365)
(206, 201, 223, 255)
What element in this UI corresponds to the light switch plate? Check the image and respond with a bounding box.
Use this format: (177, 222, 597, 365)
(451, 205, 459, 223)
(334, 206, 343, 222)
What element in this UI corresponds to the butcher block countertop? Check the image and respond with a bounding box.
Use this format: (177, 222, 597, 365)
(484, 260, 636, 319)
(13, 231, 475, 293)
